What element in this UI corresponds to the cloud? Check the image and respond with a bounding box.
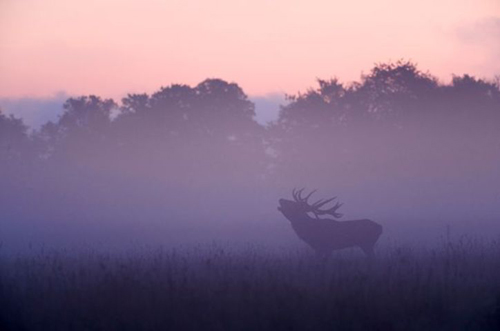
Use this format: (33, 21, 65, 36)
(0, 92, 69, 129)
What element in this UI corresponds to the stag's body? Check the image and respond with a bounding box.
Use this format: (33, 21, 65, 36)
(278, 189, 382, 257)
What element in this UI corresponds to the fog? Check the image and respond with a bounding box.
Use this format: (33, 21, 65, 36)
(0, 92, 69, 130)
(1, 62, 499, 255)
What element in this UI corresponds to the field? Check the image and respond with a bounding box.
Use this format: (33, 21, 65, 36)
(1, 238, 500, 331)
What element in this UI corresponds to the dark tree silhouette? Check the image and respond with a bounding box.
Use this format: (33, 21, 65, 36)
(111, 79, 267, 186)
(269, 60, 500, 192)
(0, 111, 35, 225)
(0, 110, 30, 165)
(38, 96, 116, 168)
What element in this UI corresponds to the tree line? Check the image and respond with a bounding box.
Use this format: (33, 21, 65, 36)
(1, 61, 499, 231)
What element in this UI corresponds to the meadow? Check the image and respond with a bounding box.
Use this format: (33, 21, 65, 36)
(1, 238, 500, 331)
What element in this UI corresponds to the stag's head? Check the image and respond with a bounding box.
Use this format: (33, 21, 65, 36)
(278, 188, 343, 222)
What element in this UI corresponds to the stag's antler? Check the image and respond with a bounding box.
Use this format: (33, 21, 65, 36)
(292, 189, 343, 219)
(311, 199, 343, 219)
(293, 188, 316, 203)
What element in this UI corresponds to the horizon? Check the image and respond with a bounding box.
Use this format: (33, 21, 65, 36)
(1, 61, 498, 129)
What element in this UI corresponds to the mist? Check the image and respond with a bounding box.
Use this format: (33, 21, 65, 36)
(0, 92, 69, 130)
(2, 61, 500, 329)
(1, 62, 499, 253)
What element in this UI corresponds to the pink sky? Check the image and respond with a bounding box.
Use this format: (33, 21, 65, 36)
(1, 0, 499, 99)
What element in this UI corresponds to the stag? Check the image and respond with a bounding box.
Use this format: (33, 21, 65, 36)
(278, 189, 382, 257)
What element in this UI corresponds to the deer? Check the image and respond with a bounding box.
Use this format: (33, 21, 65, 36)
(277, 188, 382, 258)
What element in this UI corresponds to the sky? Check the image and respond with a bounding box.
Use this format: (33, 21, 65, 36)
(0, 0, 499, 107)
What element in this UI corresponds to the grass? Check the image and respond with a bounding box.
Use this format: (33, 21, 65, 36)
(1, 238, 500, 331)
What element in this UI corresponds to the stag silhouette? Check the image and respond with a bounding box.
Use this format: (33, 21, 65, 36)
(278, 189, 382, 257)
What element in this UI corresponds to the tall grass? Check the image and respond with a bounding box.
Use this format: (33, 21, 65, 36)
(1, 238, 500, 330)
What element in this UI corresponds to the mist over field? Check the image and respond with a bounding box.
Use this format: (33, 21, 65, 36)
(1, 61, 500, 330)
(1, 61, 499, 253)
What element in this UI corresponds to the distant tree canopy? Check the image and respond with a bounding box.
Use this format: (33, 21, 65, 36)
(37, 96, 116, 165)
(0, 110, 31, 167)
(110, 79, 266, 184)
(115, 79, 260, 143)
(270, 61, 500, 183)
(1, 62, 499, 226)
(1, 62, 498, 179)
(29, 79, 266, 187)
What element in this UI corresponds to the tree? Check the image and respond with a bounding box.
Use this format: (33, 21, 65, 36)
(269, 60, 500, 187)
(111, 79, 268, 185)
(0, 110, 30, 166)
(38, 96, 116, 167)
(0, 110, 35, 209)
